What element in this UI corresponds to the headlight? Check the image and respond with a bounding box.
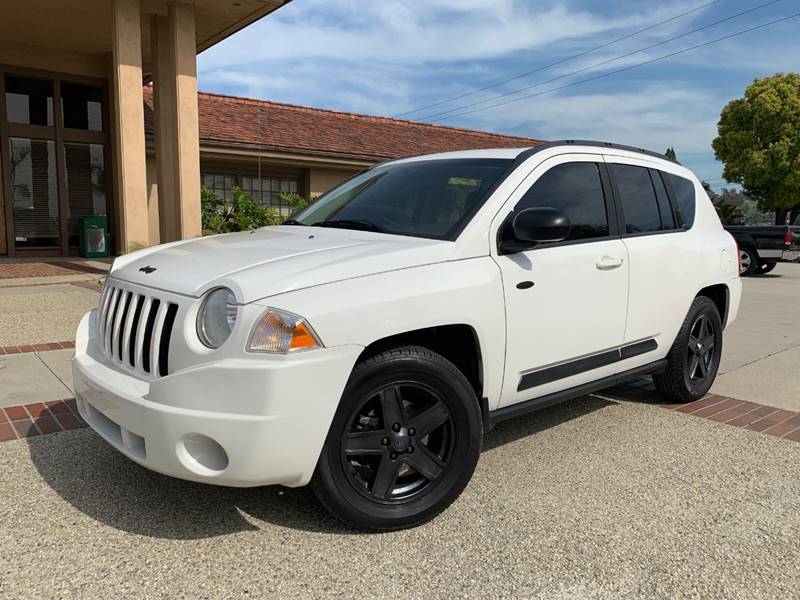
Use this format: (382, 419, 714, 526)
(197, 288, 238, 349)
(248, 308, 323, 353)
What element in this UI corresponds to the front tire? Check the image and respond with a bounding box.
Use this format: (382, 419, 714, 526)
(654, 296, 723, 403)
(312, 345, 482, 531)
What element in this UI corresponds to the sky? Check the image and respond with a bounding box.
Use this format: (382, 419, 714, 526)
(197, 0, 800, 190)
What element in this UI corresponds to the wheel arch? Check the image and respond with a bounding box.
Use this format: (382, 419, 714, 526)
(355, 324, 486, 408)
(696, 283, 729, 328)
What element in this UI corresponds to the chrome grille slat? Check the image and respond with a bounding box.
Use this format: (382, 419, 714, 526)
(150, 302, 169, 378)
(104, 288, 121, 355)
(134, 296, 153, 375)
(96, 282, 180, 379)
(98, 283, 112, 340)
(110, 290, 128, 360)
(120, 293, 137, 364)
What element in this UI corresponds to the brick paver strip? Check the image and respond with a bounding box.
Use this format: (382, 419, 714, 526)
(45, 400, 72, 414)
(10, 420, 39, 438)
(673, 395, 726, 414)
(707, 401, 760, 423)
(0, 400, 83, 441)
(764, 421, 800, 438)
(4, 406, 28, 421)
(746, 409, 797, 432)
(0, 423, 16, 442)
(690, 398, 745, 419)
(0, 341, 75, 356)
(726, 405, 779, 428)
(0, 261, 107, 280)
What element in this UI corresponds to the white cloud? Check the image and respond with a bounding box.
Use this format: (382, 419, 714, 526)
(198, 0, 677, 70)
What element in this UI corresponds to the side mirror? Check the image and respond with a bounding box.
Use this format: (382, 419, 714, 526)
(512, 207, 571, 243)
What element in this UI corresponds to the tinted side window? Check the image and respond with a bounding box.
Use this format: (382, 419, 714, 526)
(611, 164, 661, 234)
(666, 173, 696, 228)
(514, 162, 609, 241)
(651, 170, 676, 229)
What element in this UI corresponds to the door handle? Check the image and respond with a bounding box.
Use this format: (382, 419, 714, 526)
(596, 255, 624, 270)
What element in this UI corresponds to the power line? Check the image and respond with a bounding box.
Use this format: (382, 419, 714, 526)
(419, 0, 783, 122)
(393, 0, 722, 118)
(428, 11, 800, 122)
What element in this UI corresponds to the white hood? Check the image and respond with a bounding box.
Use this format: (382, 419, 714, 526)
(111, 226, 455, 303)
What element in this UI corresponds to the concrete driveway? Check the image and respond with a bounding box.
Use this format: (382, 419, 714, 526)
(712, 263, 800, 410)
(1, 398, 799, 599)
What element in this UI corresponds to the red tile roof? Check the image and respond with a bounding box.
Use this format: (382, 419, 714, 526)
(143, 86, 542, 161)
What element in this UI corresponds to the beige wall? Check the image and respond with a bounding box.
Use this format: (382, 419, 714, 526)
(0, 40, 108, 79)
(146, 154, 160, 245)
(308, 167, 361, 197)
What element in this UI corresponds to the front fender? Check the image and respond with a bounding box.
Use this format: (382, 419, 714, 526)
(257, 257, 507, 408)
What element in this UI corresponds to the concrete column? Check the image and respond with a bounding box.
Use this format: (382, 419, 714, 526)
(112, 0, 150, 252)
(152, 2, 201, 242)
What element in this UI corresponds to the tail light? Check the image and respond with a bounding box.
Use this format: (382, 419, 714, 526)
(785, 229, 793, 246)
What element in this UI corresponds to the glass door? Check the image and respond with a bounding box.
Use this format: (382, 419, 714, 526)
(9, 137, 60, 249)
(1, 71, 109, 257)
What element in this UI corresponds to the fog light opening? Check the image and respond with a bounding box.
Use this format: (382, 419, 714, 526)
(179, 434, 229, 474)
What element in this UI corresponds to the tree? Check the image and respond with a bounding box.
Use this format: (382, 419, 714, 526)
(712, 73, 800, 225)
(665, 147, 677, 162)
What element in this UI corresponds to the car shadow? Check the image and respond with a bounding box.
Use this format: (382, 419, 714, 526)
(26, 425, 352, 539)
(26, 391, 630, 540)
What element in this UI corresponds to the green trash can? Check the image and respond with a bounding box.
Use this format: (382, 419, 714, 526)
(80, 216, 111, 258)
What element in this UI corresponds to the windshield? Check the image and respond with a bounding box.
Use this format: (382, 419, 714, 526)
(290, 158, 514, 240)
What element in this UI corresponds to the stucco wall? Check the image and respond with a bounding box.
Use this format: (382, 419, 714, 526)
(308, 166, 360, 197)
(145, 154, 160, 246)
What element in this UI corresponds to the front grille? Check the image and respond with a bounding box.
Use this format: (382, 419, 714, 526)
(97, 282, 179, 378)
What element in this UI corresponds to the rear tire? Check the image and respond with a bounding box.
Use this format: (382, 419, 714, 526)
(739, 246, 757, 276)
(312, 345, 482, 531)
(654, 297, 723, 403)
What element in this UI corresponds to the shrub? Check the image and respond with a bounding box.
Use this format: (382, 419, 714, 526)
(201, 186, 283, 234)
(278, 191, 314, 213)
(201, 187, 317, 235)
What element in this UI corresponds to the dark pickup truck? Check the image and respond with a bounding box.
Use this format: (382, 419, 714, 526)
(725, 225, 800, 276)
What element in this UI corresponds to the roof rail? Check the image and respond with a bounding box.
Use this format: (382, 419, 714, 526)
(515, 139, 681, 165)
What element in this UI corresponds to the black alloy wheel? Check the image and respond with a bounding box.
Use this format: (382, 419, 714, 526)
(341, 382, 452, 501)
(654, 296, 723, 403)
(685, 314, 716, 383)
(312, 345, 482, 531)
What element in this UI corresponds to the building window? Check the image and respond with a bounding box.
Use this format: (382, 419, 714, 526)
(201, 172, 301, 214)
(241, 175, 298, 213)
(8, 138, 59, 248)
(61, 83, 104, 131)
(202, 173, 235, 203)
(5, 76, 54, 126)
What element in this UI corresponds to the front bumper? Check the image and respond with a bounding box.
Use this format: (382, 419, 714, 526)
(72, 310, 362, 487)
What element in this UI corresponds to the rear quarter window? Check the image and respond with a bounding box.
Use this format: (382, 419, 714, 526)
(666, 173, 696, 228)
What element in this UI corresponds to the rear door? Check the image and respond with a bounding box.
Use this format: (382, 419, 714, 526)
(492, 154, 629, 408)
(604, 156, 688, 370)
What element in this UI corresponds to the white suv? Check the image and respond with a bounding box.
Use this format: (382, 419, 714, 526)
(73, 141, 741, 530)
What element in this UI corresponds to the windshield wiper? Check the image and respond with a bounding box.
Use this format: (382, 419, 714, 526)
(312, 219, 385, 233)
(282, 219, 306, 226)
